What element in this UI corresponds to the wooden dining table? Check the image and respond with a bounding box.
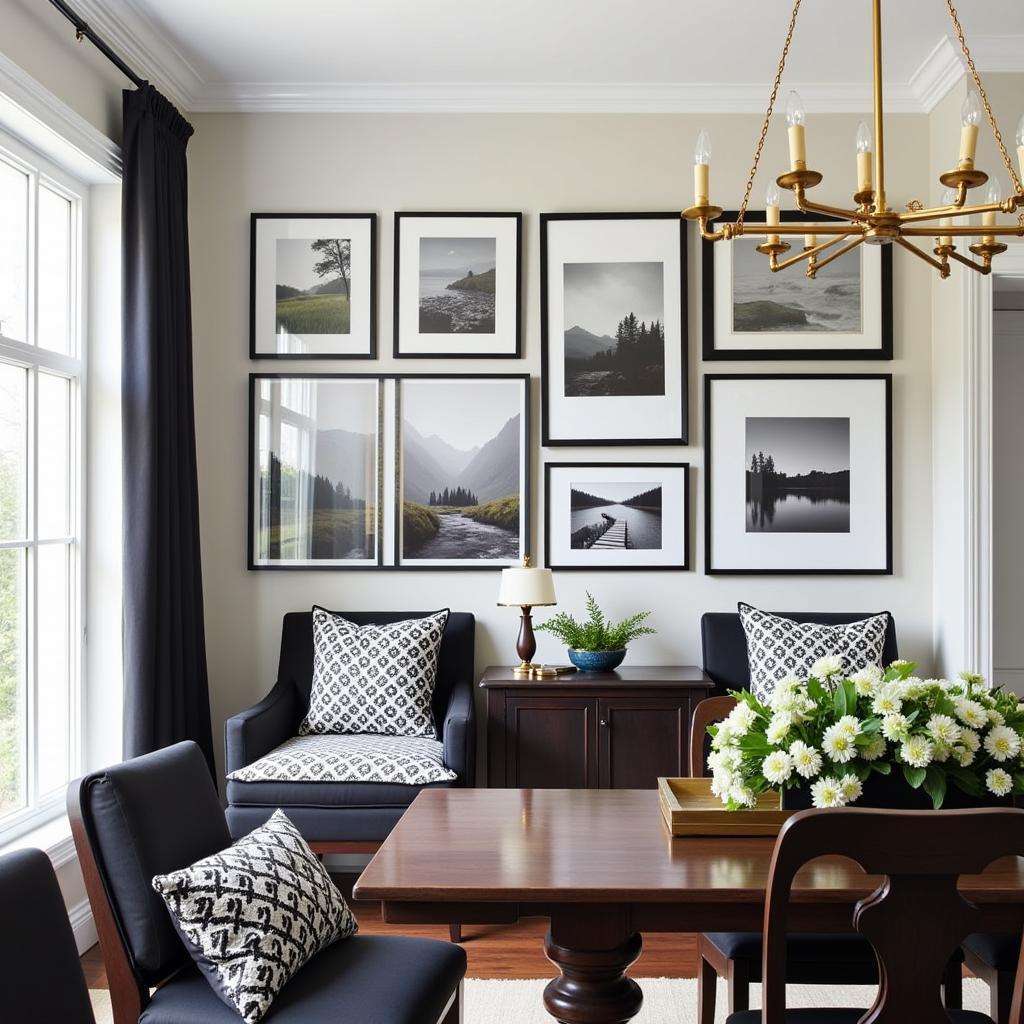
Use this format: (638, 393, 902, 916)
(353, 788, 1024, 1024)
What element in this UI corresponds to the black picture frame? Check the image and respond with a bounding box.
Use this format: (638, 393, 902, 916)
(703, 373, 893, 576)
(248, 372, 386, 571)
(540, 212, 688, 446)
(393, 372, 531, 571)
(701, 210, 893, 361)
(544, 461, 690, 572)
(393, 211, 523, 359)
(249, 212, 378, 360)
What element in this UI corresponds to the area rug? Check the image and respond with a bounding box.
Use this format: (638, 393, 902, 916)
(91, 977, 992, 1022)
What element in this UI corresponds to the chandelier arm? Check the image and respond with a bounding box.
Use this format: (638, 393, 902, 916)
(735, 0, 803, 229)
(902, 224, 1024, 238)
(791, 190, 869, 222)
(946, 0, 1024, 197)
(768, 232, 859, 272)
(731, 222, 865, 237)
(898, 200, 1009, 225)
(893, 237, 952, 275)
(806, 236, 865, 273)
(945, 246, 992, 275)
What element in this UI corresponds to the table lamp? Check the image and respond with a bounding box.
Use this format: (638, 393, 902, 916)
(497, 556, 556, 675)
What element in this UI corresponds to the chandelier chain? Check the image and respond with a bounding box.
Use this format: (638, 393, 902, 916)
(946, 0, 1024, 197)
(737, 0, 803, 228)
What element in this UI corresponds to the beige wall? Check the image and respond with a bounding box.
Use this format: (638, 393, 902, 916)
(1, 0, 126, 142)
(187, 110, 935, 777)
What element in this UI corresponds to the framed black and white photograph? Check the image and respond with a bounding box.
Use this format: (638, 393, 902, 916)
(704, 374, 892, 575)
(396, 374, 529, 569)
(249, 375, 382, 569)
(545, 462, 689, 571)
(541, 213, 687, 445)
(250, 213, 377, 359)
(702, 211, 892, 361)
(394, 212, 522, 358)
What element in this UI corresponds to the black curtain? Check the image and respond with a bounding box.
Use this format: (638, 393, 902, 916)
(121, 84, 215, 774)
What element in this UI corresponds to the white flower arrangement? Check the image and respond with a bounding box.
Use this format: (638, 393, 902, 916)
(707, 660, 1024, 810)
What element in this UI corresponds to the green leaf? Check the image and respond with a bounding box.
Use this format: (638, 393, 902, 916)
(834, 684, 848, 718)
(807, 677, 826, 702)
(903, 764, 927, 789)
(922, 767, 947, 810)
(1014, 774, 1024, 796)
(860, 717, 882, 735)
(946, 766, 982, 797)
(871, 760, 892, 776)
(843, 679, 857, 712)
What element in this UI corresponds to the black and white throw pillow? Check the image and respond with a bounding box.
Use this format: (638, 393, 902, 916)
(227, 734, 457, 786)
(739, 602, 889, 702)
(300, 607, 449, 738)
(152, 810, 357, 1024)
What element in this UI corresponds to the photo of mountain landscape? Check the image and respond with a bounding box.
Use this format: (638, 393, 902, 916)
(562, 260, 665, 397)
(745, 416, 851, 533)
(418, 236, 496, 334)
(275, 237, 352, 335)
(399, 377, 525, 564)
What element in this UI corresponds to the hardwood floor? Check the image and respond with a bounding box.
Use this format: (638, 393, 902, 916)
(80, 873, 701, 986)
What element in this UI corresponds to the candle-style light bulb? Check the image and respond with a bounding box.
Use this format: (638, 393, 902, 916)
(960, 90, 982, 167)
(693, 130, 712, 207)
(855, 120, 873, 195)
(982, 180, 1003, 242)
(938, 189, 956, 249)
(786, 90, 807, 171)
(765, 183, 782, 245)
(987, 180, 1004, 206)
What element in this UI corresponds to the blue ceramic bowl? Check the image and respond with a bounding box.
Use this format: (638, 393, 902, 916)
(567, 649, 626, 672)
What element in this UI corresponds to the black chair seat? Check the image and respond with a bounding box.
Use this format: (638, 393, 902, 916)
(963, 932, 1020, 972)
(727, 1011, 991, 1024)
(226, 778, 453, 809)
(706, 931, 877, 970)
(140, 934, 466, 1024)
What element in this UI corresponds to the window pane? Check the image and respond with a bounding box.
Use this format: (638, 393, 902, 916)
(37, 372, 70, 539)
(0, 362, 27, 540)
(0, 547, 26, 817)
(36, 543, 70, 796)
(37, 186, 72, 355)
(0, 159, 28, 343)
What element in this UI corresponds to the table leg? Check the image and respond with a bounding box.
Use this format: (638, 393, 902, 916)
(543, 907, 643, 1024)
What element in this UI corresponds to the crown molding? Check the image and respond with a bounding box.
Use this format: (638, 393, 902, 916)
(909, 36, 965, 113)
(71, 0, 201, 113)
(187, 80, 922, 115)
(0, 53, 120, 181)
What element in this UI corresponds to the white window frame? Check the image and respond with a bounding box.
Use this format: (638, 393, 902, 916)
(0, 126, 87, 844)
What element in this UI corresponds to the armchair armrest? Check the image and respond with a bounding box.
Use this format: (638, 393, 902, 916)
(441, 678, 476, 786)
(689, 695, 738, 778)
(225, 679, 298, 775)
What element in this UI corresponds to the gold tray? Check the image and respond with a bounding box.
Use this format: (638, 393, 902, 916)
(658, 777, 795, 837)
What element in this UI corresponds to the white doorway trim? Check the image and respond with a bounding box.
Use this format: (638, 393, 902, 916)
(965, 248, 1024, 684)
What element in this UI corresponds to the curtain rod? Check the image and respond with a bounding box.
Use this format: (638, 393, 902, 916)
(47, 0, 146, 90)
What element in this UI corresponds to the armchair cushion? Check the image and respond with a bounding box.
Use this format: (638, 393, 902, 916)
(738, 603, 890, 701)
(139, 935, 466, 1024)
(225, 678, 297, 776)
(300, 608, 449, 738)
(152, 810, 357, 1023)
(227, 734, 456, 786)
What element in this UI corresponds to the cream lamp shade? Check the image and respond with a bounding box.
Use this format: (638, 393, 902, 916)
(497, 558, 556, 607)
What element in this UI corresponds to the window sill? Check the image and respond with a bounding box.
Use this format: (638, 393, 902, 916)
(0, 812, 76, 869)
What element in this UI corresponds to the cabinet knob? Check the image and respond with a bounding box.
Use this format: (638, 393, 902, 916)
(600, 719, 608, 727)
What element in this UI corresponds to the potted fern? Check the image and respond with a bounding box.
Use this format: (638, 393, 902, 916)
(535, 593, 656, 672)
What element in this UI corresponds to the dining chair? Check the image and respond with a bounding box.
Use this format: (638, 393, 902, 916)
(726, 806, 1024, 1024)
(68, 740, 466, 1024)
(963, 933, 1021, 1024)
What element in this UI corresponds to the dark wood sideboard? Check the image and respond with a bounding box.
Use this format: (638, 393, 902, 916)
(480, 665, 713, 789)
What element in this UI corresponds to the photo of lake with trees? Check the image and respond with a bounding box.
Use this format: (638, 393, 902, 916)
(275, 237, 352, 335)
(562, 261, 665, 397)
(418, 236, 496, 334)
(400, 378, 523, 562)
(732, 238, 862, 334)
(569, 482, 662, 550)
(745, 416, 850, 533)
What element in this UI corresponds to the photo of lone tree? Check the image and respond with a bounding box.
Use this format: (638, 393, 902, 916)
(276, 237, 352, 335)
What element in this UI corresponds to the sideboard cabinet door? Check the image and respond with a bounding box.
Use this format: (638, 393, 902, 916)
(504, 696, 598, 789)
(597, 697, 690, 789)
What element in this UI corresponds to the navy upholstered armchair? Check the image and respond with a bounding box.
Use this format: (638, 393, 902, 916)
(224, 610, 476, 851)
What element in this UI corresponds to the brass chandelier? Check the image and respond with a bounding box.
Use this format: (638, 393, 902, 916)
(683, 0, 1024, 278)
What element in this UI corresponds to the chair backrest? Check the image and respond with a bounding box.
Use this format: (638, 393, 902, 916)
(761, 808, 1024, 1024)
(276, 609, 476, 730)
(0, 847, 95, 1023)
(700, 610, 899, 696)
(68, 741, 232, 1024)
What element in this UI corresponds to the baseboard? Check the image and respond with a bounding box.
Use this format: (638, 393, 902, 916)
(69, 897, 97, 955)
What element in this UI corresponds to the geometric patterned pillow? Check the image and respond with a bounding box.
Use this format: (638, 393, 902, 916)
(151, 810, 357, 1024)
(226, 734, 457, 786)
(738, 602, 889, 703)
(299, 608, 449, 739)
